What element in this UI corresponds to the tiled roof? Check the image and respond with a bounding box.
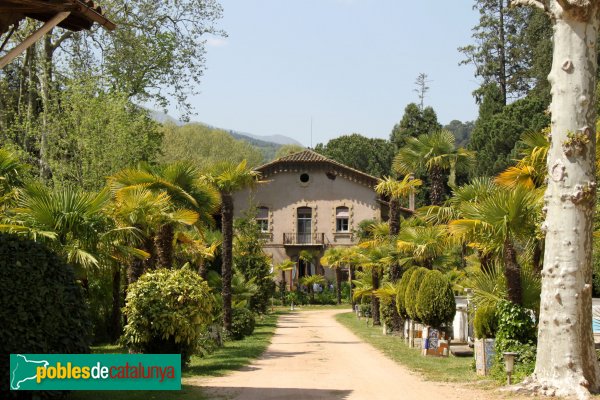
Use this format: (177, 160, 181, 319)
(256, 149, 381, 186)
(0, 0, 116, 34)
(274, 150, 332, 163)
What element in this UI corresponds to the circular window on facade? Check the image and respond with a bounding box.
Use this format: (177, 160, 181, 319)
(300, 173, 310, 183)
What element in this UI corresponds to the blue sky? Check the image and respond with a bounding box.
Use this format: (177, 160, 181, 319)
(171, 0, 480, 147)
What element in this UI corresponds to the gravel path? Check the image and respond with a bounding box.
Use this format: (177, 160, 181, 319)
(188, 309, 517, 400)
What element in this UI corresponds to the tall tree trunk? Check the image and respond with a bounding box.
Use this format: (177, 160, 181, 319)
(128, 259, 144, 284)
(110, 264, 122, 342)
(335, 268, 342, 305)
(514, 1, 600, 396)
(498, 0, 507, 106)
(155, 223, 174, 269)
(371, 268, 380, 325)
(503, 237, 522, 305)
(198, 259, 208, 280)
(388, 198, 403, 281)
(221, 192, 234, 332)
(349, 266, 356, 309)
(39, 33, 53, 180)
(429, 165, 445, 206)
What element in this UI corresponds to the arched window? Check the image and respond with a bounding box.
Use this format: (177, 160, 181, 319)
(336, 206, 349, 232)
(257, 207, 269, 232)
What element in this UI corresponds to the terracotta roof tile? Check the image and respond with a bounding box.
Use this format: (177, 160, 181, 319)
(256, 149, 381, 186)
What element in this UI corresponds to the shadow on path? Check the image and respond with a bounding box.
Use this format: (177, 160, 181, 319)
(201, 386, 353, 400)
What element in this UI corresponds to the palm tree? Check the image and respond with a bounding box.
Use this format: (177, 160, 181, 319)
(321, 247, 344, 304)
(300, 274, 327, 303)
(393, 130, 475, 205)
(396, 225, 449, 270)
(448, 184, 541, 305)
(108, 162, 219, 269)
(110, 187, 198, 282)
(0, 148, 28, 209)
(277, 259, 296, 283)
(495, 130, 549, 190)
(204, 160, 260, 332)
(375, 175, 422, 280)
(375, 175, 423, 236)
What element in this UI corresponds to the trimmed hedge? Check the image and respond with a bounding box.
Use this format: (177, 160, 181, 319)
(395, 267, 417, 318)
(404, 267, 429, 321)
(121, 267, 213, 365)
(0, 233, 91, 394)
(230, 307, 256, 340)
(415, 270, 456, 328)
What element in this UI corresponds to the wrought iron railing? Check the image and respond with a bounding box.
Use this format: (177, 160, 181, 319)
(283, 232, 325, 245)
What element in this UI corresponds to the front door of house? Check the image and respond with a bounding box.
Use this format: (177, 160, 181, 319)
(297, 207, 312, 244)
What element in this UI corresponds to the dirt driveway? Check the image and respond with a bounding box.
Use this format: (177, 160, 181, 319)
(188, 309, 519, 400)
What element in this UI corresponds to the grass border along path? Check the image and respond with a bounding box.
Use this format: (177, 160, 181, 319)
(336, 311, 477, 383)
(68, 311, 281, 400)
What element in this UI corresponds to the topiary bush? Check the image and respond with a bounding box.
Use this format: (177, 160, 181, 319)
(415, 270, 456, 328)
(230, 307, 256, 340)
(404, 267, 429, 321)
(473, 304, 498, 339)
(121, 267, 214, 366)
(396, 267, 417, 318)
(0, 233, 91, 394)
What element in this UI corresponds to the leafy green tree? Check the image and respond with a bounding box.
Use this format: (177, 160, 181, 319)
(459, 0, 534, 104)
(444, 120, 474, 148)
(160, 123, 264, 169)
(205, 160, 259, 332)
(82, 0, 225, 114)
(315, 133, 395, 177)
(390, 103, 442, 149)
(274, 144, 305, 159)
(46, 79, 162, 190)
(468, 94, 549, 177)
(233, 213, 274, 313)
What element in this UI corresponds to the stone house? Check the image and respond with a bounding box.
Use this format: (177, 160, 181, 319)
(232, 149, 410, 287)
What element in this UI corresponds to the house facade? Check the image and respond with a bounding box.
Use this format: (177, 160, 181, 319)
(232, 149, 408, 286)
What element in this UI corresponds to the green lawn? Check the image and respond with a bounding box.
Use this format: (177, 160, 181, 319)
(335, 311, 478, 383)
(67, 312, 281, 400)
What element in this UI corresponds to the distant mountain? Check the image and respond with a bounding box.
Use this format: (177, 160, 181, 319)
(229, 131, 302, 146)
(148, 110, 301, 148)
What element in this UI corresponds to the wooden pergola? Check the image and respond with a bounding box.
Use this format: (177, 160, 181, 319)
(0, 0, 115, 68)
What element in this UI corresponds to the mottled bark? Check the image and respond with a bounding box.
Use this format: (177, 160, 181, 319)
(513, 1, 600, 397)
(221, 193, 234, 332)
(371, 268, 380, 325)
(503, 238, 522, 305)
(388, 198, 403, 281)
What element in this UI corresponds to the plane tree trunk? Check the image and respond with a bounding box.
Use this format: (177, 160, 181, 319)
(514, 1, 600, 397)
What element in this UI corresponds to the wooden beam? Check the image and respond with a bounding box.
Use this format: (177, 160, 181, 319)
(0, 11, 70, 69)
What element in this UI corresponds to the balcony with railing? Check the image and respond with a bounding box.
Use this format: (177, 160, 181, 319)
(283, 232, 325, 246)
